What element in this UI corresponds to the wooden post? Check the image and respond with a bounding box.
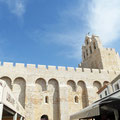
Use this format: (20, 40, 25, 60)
(114, 109, 119, 120)
(0, 104, 3, 120)
(20, 117, 23, 120)
(13, 113, 17, 120)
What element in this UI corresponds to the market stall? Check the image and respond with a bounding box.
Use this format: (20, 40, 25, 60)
(0, 80, 25, 120)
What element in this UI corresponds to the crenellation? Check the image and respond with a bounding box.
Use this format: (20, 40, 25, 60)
(115, 71, 120, 75)
(105, 48, 115, 52)
(58, 66, 66, 71)
(91, 68, 99, 73)
(108, 70, 117, 75)
(75, 68, 82, 72)
(48, 65, 57, 71)
(37, 65, 47, 70)
(2, 62, 14, 67)
(27, 64, 36, 69)
(0, 61, 120, 76)
(83, 68, 91, 73)
(15, 63, 25, 68)
(90, 68, 93, 72)
(99, 69, 108, 74)
(67, 67, 75, 72)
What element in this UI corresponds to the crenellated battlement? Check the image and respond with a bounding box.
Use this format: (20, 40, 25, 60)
(1, 34, 120, 120)
(105, 48, 115, 52)
(0, 61, 119, 75)
(104, 48, 120, 57)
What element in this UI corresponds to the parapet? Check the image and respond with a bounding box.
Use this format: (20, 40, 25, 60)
(105, 48, 116, 52)
(0, 61, 119, 75)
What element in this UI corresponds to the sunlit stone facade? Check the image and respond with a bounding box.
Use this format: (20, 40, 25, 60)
(1, 35, 120, 120)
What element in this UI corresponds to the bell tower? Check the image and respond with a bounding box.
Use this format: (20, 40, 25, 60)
(79, 34, 120, 70)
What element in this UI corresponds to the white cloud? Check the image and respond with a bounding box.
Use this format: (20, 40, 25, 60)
(30, 0, 120, 60)
(88, 0, 120, 45)
(0, 0, 25, 17)
(29, 1, 88, 60)
(52, 0, 120, 59)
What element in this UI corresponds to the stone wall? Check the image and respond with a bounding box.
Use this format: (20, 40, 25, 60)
(0, 62, 119, 120)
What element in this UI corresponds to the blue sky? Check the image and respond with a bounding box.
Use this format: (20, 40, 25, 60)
(0, 0, 120, 67)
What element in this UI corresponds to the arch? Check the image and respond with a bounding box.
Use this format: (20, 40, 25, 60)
(77, 80, 88, 108)
(93, 81, 102, 100)
(93, 42, 96, 49)
(13, 77, 26, 108)
(48, 78, 59, 91)
(78, 80, 86, 89)
(67, 80, 76, 92)
(1, 76, 12, 89)
(48, 78, 60, 120)
(86, 49, 88, 56)
(89, 46, 92, 54)
(93, 81, 102, 90)
(83, 52, 85, 59)
(86, 39, 89, 45)
(103, 81, 109, 86)
(35, 78, 47, 91)
(74, 96, 79, 103)
(41, 115, 49, 120)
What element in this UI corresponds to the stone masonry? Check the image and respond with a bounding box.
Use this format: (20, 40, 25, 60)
(0, 35, 120, 120)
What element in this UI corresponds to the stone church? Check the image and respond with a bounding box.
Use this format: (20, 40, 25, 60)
(0, 35, 120, 120)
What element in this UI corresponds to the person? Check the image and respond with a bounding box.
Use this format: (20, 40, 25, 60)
(41, 115, 48, 120)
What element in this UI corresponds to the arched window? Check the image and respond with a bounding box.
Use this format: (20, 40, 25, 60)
(45, 96, 49, 103)
(115, 83, 120, 91)
(74, 96, 79, 103)
(93, 81, 102, 90)
(105, 91, 107, 96)
(86, 49, 88, 56)
(83, 52, 85, 59)
(67, 80, 76, 92)
(1, 76, 12, 90)
(48, 79, 59, 119)
(77, 81, 88, 108)
(100, 94, 102, 98)
(13, 77, 26, 108)
(93, 42, 96, 49)
(86, 39, 89, 45)
(103, 81, 109, 86)
(35, 78, 47, 91)
(89, 46, 92, 54)
(41, 115, 48, 120)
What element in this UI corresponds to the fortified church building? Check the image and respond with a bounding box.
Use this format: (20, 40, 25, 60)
(0, 35, 120, 120)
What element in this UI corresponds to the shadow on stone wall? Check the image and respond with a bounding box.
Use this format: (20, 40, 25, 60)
(48, 79, 60, 120)
(78, 81, 89, 108)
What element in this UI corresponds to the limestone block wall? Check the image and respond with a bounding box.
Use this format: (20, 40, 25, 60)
(100, 48, 120, 71)
(0, 62, 119, 120)
(81, 48, 103, 69)
(81, 35, 120, 71)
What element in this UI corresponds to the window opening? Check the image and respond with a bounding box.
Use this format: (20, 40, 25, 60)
(115, 83, 120, 91)
(45, 96, 49, 103)
(93, 42, 96, 49)
(74, 96, 79, 103)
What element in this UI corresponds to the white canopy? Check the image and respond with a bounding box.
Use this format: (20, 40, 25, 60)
(0, 80, 25, 117)
(70, 95, 120, 120)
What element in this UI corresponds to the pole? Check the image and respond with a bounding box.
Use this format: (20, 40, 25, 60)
(0, 104, 3, 120)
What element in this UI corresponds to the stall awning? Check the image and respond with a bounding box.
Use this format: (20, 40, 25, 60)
(0, 80, 25, 117)
(70, 97, 120, 120)
(70, 102, 100, 120)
